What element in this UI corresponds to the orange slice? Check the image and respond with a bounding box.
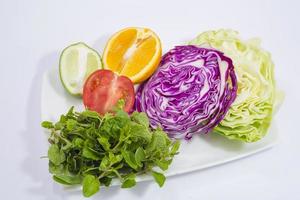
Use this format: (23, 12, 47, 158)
(102, 27, 162, 83)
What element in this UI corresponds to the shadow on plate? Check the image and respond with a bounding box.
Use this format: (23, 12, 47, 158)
(20, 51, 64, 200)
(199, 132, 245, 152)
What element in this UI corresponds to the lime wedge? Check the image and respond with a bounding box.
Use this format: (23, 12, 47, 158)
(59, 42, 102, 96)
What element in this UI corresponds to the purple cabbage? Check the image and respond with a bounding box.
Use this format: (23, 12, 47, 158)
(135, 45, 238, 139)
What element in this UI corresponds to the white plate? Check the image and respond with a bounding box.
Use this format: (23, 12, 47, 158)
(41, 67, 278, 185)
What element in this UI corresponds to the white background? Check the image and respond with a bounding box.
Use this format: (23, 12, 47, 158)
(0, 0, 299, 199)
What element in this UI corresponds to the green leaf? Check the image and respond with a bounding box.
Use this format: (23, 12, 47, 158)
(66, 119, 77, 130)
(121, 150, 138, 170)
(41, 121, 54, 129)
(100, 116, 130, 139)
(99, 156, 110, 170)
(66, 106, 74, 116)
(128, 122, 151, 143)
(152, 171, 166, 187)
(72, 138, 84, 148)
(146, 130, 167, 153)
(171, 140, 180, 154)
(48, 144, 66, 165)
(131, 111, 149, 127)
(155, 160, 170, 171)
(49, 162, 64, 174)
(81, 110, 102, 121)
(97, 137, 111, 151)
(134, 147, 145, 167)
(59, 115, 68, 123)
(121, 178, 136, 188)
(108, 152, 123, 165)
(82, 175, 100, 197)
(116, 99, 126, 110)
(61, 140, 72, 151)
(53, 174, 81, 185)
(82, 147, 101, 160)
(54, 122, 64, 130)
(100, 177, 112, 187)
(114, 163, 124, 170)
(66, 155, 80, 174)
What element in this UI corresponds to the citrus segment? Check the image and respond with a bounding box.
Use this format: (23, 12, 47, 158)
(105, 29, 137, 73)
(103, 27, 162, 83)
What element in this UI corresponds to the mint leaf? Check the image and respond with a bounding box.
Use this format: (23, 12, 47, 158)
(152, 171, 166, 187)
(54, 122, 64, 130)
(134, 147, 145, 167)
(100, 177, 112, 187)
(108, 152, 123, 165)
(171, 140, 180, 154)
(53, 174, 81, 185)
(82, 147, 101, 160)
(99, 156, 109, 170)
(131, 112, 149, 127)
(128, 122, 151, 143)
(72, 138, 84, 148)
(116, 99, 125, 109)
(97, 137, 111, 151)
(82, 175, 100, 197)
(115, 108, 129, 118)
(155, 160, 170, 171)
(41, 121, 54, 129)
(121, 178, 136, 188)
(121, 150, 138, 170)
(81, 110, 101, 121)
(48, 144, 65, 165)
(49, 162, 64, 174)
(146, 130, 169, 153)
(66, 119, 77, 130)
(66, 106, 74, 116)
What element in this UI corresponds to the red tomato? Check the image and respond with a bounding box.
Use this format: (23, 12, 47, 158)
(83, 69, 135, 115)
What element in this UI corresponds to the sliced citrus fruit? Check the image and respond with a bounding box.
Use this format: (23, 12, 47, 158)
(102, 27, 162, 83)
(59, 42, 102, 96)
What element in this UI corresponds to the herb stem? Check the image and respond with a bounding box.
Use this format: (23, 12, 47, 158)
(112, 135, 130, 153)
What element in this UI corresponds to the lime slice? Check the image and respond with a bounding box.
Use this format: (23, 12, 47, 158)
(59, 42, 102, 96)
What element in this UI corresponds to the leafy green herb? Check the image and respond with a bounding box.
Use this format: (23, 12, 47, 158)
(152, 171, 166, 187)
(83, 175, 100, 197)
(134, 147, 145, 167)
(48, 144, 66, 165)
(131, 112, 149, 128)
(116, 98, 126, 110)
(41, 108, 180, 197)
(121, 178, 136, 188)
(53, 174, 82, 185)
(42, 121, 54, 129)
(155, 160, 171, 171)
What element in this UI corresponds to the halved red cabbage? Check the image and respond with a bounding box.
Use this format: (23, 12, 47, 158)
(135, 45, 238, 139)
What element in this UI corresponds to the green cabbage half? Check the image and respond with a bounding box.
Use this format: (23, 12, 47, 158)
(189, 29, 282, 142)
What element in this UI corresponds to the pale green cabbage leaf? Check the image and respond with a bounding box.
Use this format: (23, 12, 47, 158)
(189, 29, 283, 142)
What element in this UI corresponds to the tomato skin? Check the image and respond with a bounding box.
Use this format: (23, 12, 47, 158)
(83, 69, 135, 115)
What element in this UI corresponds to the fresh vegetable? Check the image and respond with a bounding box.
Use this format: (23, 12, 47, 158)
(83, 69, 135, 115)
(102, 27, 162, 83)
(59, 42, 102, 96)
(189, 29, 282, 142)
(135, 45, 238, 139)
(41, 107, 180, 197)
